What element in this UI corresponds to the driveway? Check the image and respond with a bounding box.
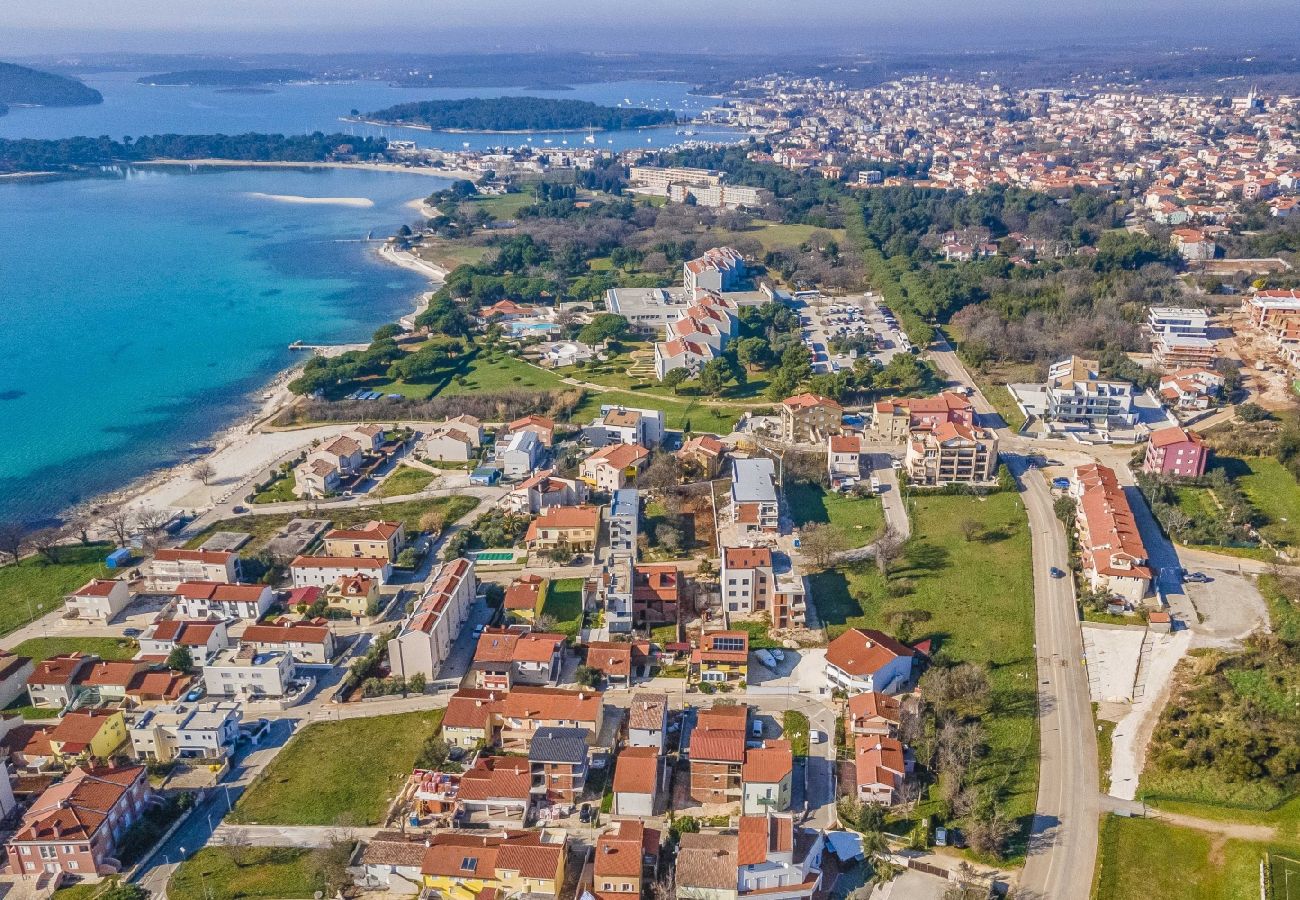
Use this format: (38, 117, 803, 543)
(747, 648, 829, 697)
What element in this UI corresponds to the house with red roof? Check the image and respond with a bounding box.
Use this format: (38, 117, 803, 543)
(827, 433, 864, 487)
(503, 574, 543, 623)
(150, 548, 241, 590)
(240, 620, 336, 664)
(525, 505, 601, 553)
(322, 520, 405, 562)
(824, 628, 914, 695)
(779, 393, 843, 444)
(904, 420, 999, 485)
(675, 815, 823, 900)
(503, 470, 587, 515)
(418, 829, 568, 899)
(583, 641, 652, 687)
(1071, 464, 1152, 605)
(677, 434, 726, 478)
(692, 631, 750, 685)
(64, 579, 132, 624)
(592, 820, 660, 900)
(611, 746, 663, 816)
(452, 755, 535, 827)
(633, 564, 680, 628)
(741, 739, 793, 814)
(580, 444, 651, 493)
(502, 414, 556, 448)
(689, 703, 750, 803)
(289, 555, 393, 588)
(173, 581, 275, 620)
(471, 628, 565, 691)
(1143, 426, 1209, 478)
(3, 765, 151, 877)
(26, 654, 97, 710)
(137, 619, 230, 666)
(846, 691, 903, 737)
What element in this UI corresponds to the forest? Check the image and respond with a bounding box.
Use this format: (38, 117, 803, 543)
(137, 69, 313, 86)
(0, 61, 102, 116)
(360, 97, 675, 132)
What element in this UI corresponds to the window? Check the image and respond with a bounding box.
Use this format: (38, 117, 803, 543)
(67, 861, 78, 871)
(460, 857, 478, 873)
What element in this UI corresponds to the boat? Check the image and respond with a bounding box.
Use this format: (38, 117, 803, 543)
(543, 138, 552, 144)
(462, 141, 470, 148)
(583, 129, 595, 144)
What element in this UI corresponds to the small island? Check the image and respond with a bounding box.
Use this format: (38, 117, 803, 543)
(138, 68, 314, 87)
(357, 96, 676, 133)
(0, 61, 103, 116)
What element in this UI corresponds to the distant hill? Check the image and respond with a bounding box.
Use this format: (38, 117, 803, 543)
(362, 96, 676, 132)
(0, 62, 102, 114)
(138, 68, 313, 87)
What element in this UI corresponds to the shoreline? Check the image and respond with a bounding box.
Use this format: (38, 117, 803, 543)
(60, 198, 448, 538)
(135, 159, 481, 181)
(341, 116, 677, 135)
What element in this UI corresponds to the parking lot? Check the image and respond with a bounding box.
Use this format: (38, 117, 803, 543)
(796, 291, 910, 375)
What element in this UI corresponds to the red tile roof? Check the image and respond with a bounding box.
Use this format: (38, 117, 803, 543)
(742, 740, 793, 784)
(825, 628, 913, 678)
(613, 746, 660, 795)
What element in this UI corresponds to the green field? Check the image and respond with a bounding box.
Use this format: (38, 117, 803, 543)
(786, 481, 884, 548)
(540, 577, 585, 638)
(251, 471, 297, 504)
(169, 847, 321, 900)
(1093, 815, 1275, 900)
(10, 636, 138, 664)
(1230, 457, 1300, 548)
(373, 465, 439, 498)
(710, 221, 847, 254)
(808, 491, 1038, 847)
(570, 389, 740, 435)
(229, 709, 443, 826)
(185, 495, 479, 551)
(365, 348, 566, 401)
(0, 543, 114, 637)
(782, 710, 810, 756)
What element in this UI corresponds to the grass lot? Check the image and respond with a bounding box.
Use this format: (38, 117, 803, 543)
(0, 543, 114, 637)
(230, 709, 443, 826)
(251, 471, 297, 504)
(651, 624, 679, 645)
(1094, 705, 1116, 792)
(11, 636, 138, 664)
(465, 190, 536, 220)
(710, 221, 847, 254)
(364, 348, 566, 401)
(1092, 815, 1275, 900)
(731, 620, 779, 649)
(786, 481, 884, 548)
(540, 578, 585, 638)
(169, 847, 320, 900)
(782, 710, 810, 756)
(413, 238, 490, 270)
(373, 465, 438, 498)
(185, 495, 479, 551)
(1140, 767, 1290, 812)
(1226, 456, 1300, 548)
(570, 389, 739, 435)
(807, 491, 1038, 850)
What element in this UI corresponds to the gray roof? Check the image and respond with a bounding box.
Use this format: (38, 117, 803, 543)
(528, 727, 590, 764)
(610, 489, 639, 521)
(731, 458, 777, 504)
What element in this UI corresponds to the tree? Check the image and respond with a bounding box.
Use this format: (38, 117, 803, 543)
(409, 672, 427, 693)
(101, 507, 135, 547)
(192, 460, 216, 485)
(309, 835, 356, 896)
(964, 792, 1016, 858)
(415, 734, 450, 769)
(697, 358, 734, 396)
(27, 527, 62, 563)
(419, 509, 447, 536)
(873, 525, 904, 575)
(662, 368, 690, 391)
(0, 523, 26, 564)
(100, 885, 150, 900)
(640, 454, 681, 494)
(577, 313, 630, 346)
(575, 664, 601, 688)
(735, 337, 773, 371)
(800, 522, 848, 570)
(959, 518, 981, 542)
(135, 508, 171, 550)
(166, 645, 195, 674)
(655, 523, 683, 553)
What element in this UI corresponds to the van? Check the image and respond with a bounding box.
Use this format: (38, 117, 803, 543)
(752, 719, 764, 739)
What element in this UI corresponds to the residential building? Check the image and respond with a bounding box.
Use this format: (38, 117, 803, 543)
(668, 182, 769, 209)
(720, 547, 806, 629)
(126, 701, 242, 763)
(295, 457, 341, 498)
(584, 640, 652, 687)
(683, 247, 746, 295)
(827, 434, 863, 488)
(779, 393, 843, 444)
(1153, 334, 1218, 371)
(1171, 228, 1216, 260)
(634, 563, 680, 628)
(504, 470, 587, 515)
(137, 619, 230, 666)
(441, 688, 499, 748)
(601, 554, 636, 636)
(494, 686, 604, 752)
(173, 581, 275, 620)
(388, 558, 477, 682)
(608, 489, 639, 557)
(504, 574, 544, 623)
(627, 693, 669, 752)
(361, 832, 431, 888)
(692, 631, 750, 684)
(1043, 357, 1137, 428)
(689, 704, 749, 803)
(1158, 368, 1224, 410)
(500, 430, 543, 477)
(846, 692, 903, 737)
(0, 652, 34, 710)
(239, 620, 336, 664)
(471, 629, 565, 691)
(425, 415, 484, 462)
(629, 165, 723, 195)
(326, 573, 380, 619)
(904, 422, 999, 486)
(591, 406, 666, 448)
(612, 746, 663, 816)
(503, 414, 556, 448)
(46, 711, 128, 766)
(75, 660, 149, 706)
(1147, 307, 1210, 340)
(418, 830, 568, 900)
(202, 645, 295, 699)
(593, 820, 660, 900)
(678, 434, 726, 478)
(581, 444, 651, 493)
(289, 555, 392, 588)
(65, 579, 132, 623)
(3, 766, 151, 877)
(655, 337, 717, 380)
(528, 726, 590, 803)
(151, 549, 241, 589)
(322, 520, 405, 562)
(346, 424, 387, 453)
(824, 628, 914, 695)
(854, 735, 908, 805)
(730, 458, 780, 534)
(26, 654, 97, 709)
(449, 756, 534, 827)
(1144, 426, 1210, 478)
(1071, 463, 1152, 604)
(122, 670, 191, 707)
(676, 816, 824, 900)
(525, 505, 602, 553)
(741, 740, 793, 814)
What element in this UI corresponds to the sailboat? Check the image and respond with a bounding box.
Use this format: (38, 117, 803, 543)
(583, 128, 596, 144)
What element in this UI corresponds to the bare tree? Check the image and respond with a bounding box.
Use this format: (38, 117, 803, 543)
(959, 518, 982, 542)
(873, 525, 904, 575)
(102, 507, 136, 548)
(192, 460, 216, 485)
(135, 508, 171, 550)
(419, 509, 447, 536)
(27, 527, 63, 563)
(639, 453, 682, 495)
(0, 523, 27, 565)
(800, 522, 849, 571)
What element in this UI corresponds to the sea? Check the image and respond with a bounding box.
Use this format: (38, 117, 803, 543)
(0, 76, 747, 525)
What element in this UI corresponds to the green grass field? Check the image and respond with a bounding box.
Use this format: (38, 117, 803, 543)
(782, 710, 810, 756)
(570, 389, 740, 435)
(710, 221, 847, 253)
(10, 636, 138, 664)
(808, 491, 1038, 849)
(0, 543, 114, 637)
(373, 465, 438, 498)
(169, 847, 320, 900)
(229, 709, 443, 826)
(185, 495, 479, 551)
(1093, 815, 1274, 900)
(1228, 457, 1300, 548)
(365, 348, 566, 401)
(251, 471, 297, 504)
(786, 481, 884, 548)
(540, 577, 584, 638)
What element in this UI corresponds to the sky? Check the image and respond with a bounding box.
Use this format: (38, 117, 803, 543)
(2, 0, 1296, 55)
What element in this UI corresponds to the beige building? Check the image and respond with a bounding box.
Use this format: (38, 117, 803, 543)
(321, 520, 404, 561)
(151, 549, 240, 590)
(779, 393, 843, 443)
(903, 422, 999, 485)
(65, 579, 132, 623)
(387, 558, 477, 681)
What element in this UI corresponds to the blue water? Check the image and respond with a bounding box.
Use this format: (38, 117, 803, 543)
(0, 166, 446, 524)
(0, 73, 746, 151)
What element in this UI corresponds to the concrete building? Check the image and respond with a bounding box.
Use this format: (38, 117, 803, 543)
(203, 645, 295, 699)
(1043, 357, 1137, 429)
(720, 546, 806, 629)
(675, 816, 824, 900)
(1147, 307, 1210, 339)
(321, 520, 404, 562)
(612, 746, 662, 816)
(1143, 426, 1210, 478)
(580, 443, 650, 493)
(239, 621, 336, 664)
(730, 458, 780, 534)
(500, 429, 543, 477)
(903, 422, 999, 486)
(824, 628, 914, 695)
(528, 726, 590, 804)
(288, 555, 392, 588)
(65, 579, 132, 624)
(137, 619, 230, 666)
(741, 740, 793, 814)
(607, 489, 639, 557)
(689, 704, 749, 803)
(1071, 463, 1152, 604)
(151, 549, 241, 590)
(127, 701, 242, 763)
(590, 406, 666, 448)
(525, 506, 602, 554)
(387, 558, 477, 682)
(683, 247, 746, 295)
(173, 581, 275, 620)
(779, 393, 843, 444)
(627, 693, 668, 752)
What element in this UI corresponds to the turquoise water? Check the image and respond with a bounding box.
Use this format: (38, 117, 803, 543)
(0, 73, 746, 151)
(0, 166, 447, 524)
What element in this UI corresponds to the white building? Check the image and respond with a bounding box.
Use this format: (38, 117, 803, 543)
(1146, 307, 1209, 339)
(824, 628, 915, 695)
(499, 430, 542, 477)
(127, 701, 242, 763)
(137, 619, 231, 666)
(388, 558, 477, 682)
(591, 406, 665, 448)
(730, 458, 780, 534)
(65, 579, 132, 623)
(203, 645, 295, 699)
(683, 247, 746, 295)
(1044, 356, 1137, 428)
(289, 555, 392, 588)
(173, 582, 275, 620)
(151, 549, 241, 590)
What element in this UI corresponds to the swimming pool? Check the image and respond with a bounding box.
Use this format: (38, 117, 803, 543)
(475, 550, 516, 561)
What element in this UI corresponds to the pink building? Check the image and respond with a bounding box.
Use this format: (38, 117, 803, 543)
(1143, 426, 1209, 478)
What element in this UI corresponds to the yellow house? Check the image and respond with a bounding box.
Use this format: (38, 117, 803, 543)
(421, 831, 567, 900)
(525, 506, 601, 553)
(47, 710, 128, 765)
(693, 631, 750, 684)
(322, 520, 405, 562)
(326, 573, 379, 618)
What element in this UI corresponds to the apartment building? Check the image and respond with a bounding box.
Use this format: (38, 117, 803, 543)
(720, 546, 807, 629)
(633, 563, 680, 628)
(1071, 463, 1152, 604)
(528, 726, 590, 804)
(590, 406, 666, 448)
(1043, 357, 1137, 428)
(419, 830, 568, 900)
(1147, 307, 1209, 339)
(321, 520, 404, 562)
(503, 470, 587, 515)
(683, 247, 746, 295)
(628, 165, 723, 194)
(127, 701, 242, 763)
(1143, 426, 1210, 478)
(689, 704, 749, 803)
(470, 628, 564, 691)
(580, 443, 650, 493)
(676, 816, 824, 900)
(239, 620, 336, 664)
(387, 557, 477, 682)
(525, 505, 602, 553)
(65, 579, 132, 624)
(173, 581, 275, 620)
(150, 549, 241, 589)
(730, 458, 780, 534)
(137, 619, 230, 666)
(779, 393, 843, 443)
(202, 645, 295, 699)
(903, 422, 999, 486)
(824, 628, 915, 695)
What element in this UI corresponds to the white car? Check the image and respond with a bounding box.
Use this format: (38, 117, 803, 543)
(755, 649, 778, 669)
(810, 730, 826, 744)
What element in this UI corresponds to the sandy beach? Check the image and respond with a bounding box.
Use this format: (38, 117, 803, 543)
(247, 192, 375, 207)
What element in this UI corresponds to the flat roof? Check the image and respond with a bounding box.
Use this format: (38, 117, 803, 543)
(731, 458, 777, 504)
(198, 532, 253, 552)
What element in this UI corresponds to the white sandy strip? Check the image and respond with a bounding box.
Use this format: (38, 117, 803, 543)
(1108, 629, 1191, 799)
(378, 242, 449, 281)
(247, 192, 375, 207)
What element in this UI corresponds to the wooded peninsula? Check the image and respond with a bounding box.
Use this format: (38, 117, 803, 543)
(358, 96, 676, 132)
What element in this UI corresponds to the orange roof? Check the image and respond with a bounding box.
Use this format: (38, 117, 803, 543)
(781, 392, 842, 411)
(829, 435, 861, 453)
(595, 820, 654, 878)
(507, 414, 555, 434)
(241, 622, 332, 646)
(588, 443, 650, 470)
(847, 691, 902, 727)
(742, 740, 793, 784)
(325, 520, 401, 541)
(825, 628, 913, 678)
(738, 815, 792, 866)
(10, 766, 144, 845)
(494, 685, 603, 724)
(1149, 425, 1203, 449)
(457, 756, 532, 801)
(48, 711, 119, 747)
(288, 556, 387, 571)
(1075, 463, 1153, 580)
(474, 629, 563, 665)
(72, 579, 121, 598)
(442, 689, 500, 730)
(504, 575, 544, 611)
(153, 548, 235, 563)
(855, 736, 906, 789)
(175, 581, 270, 600)
(78, 660, 144, 688)
(613, 746, 660, 795)
(724, 546, 772, 569)
(28, 653, 93, 686)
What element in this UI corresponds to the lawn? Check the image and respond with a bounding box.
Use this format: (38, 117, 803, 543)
(710, 221, 847, 254)
(251, 471, 297, 504)
(362, 347, 566, 401)
(229, 709, 443, 826)
(731, 619, 779, 649)
(782, 710, 810, 756)
(169, 847, 321, 900)
(185, 495, 479, 551)
(1092, 815, 1275, 900)
(540, 578, 585, 638)
(10, 636, 138, 664)
(1228, 457, 1300, 548)
(466, 189, 536, 220)
(569, 389, 739, 435)
(373, 465, 438, 498)
(807, 491, 1038, 847)
(413, 238, 490, 270)
(786, 481, 884, 548)
(0, 542, 114, 637)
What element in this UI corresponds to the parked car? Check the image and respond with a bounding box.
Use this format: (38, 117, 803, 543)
(122, 627, 142, 638)
(752, 719, 765, 739)
(810, 730, 826, 744)
(1185, 572, 1210, 583)
(185, 687, 206, 702)
(755, 649, 778, 669)
(579, 804, 593, 823)
(770, 649, 785, 664)
(1051, 477, 1071, 490)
